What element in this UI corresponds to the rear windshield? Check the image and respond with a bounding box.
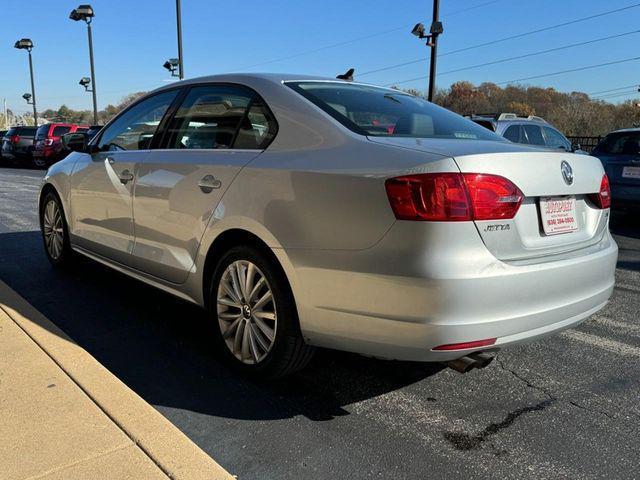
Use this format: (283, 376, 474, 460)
(52, 126, 71, 137)
(35, 124, 50, 140)
(12, 127, 37, 136)
(595, 132, 640, 155)
(286, 81, 501, 141)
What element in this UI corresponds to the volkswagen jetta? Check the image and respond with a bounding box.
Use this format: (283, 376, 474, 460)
(39, 74, 617, 378)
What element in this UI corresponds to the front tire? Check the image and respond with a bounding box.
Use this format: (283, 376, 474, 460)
(210, 245, 314, 379)
(40, 191, 75, 267)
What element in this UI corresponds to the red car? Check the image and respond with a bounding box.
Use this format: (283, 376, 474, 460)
(32, 123, 89, 168)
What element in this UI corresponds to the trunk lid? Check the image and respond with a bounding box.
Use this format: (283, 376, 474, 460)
(369, 137, 609, 261)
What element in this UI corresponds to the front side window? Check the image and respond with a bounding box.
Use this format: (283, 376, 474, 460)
(286, 81, 501, 141)
(542, 127, 571, 150)
(164, 85, 258, 150)
(521, 125, 545, 146)
(97, 90, 178, 151)
(503, 125, 521, 143)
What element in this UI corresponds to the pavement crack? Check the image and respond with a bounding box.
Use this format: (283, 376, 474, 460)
(443, 399, 555, 452)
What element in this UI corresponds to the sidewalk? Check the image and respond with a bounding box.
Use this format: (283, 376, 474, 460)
(0, 279, 233, 480)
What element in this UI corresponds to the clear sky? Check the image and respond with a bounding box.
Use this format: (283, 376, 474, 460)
(1, 0, 638, 115)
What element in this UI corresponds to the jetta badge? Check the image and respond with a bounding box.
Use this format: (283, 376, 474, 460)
(561, 160, 574, 185)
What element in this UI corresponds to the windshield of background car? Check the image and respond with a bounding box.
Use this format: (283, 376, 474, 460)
(286, 81, 502, 141)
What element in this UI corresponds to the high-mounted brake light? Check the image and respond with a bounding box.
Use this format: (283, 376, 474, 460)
(589, 174, 611, 209)
(432, 338, 497, 351)
(385, 173, 523, 222)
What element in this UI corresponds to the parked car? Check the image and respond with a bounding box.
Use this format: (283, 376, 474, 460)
(32, 123, 89, 168)
(467, 113, 582, 153)
(60, 126, 103, 156)
(0, 130, 6, 164)
(39, 74, 617, 378)
(1, 126, 37, 166)
(591, 128, 640, 210)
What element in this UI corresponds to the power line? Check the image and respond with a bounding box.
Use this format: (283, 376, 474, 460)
(360, 3, 640, 78)
(592, 90, 639, 100)
(438, 2, 640, 57)
(493, 56, 640, 86)
(588, 84, 639, 95)
(437, 30, 640, 76)
(235, 0, 507, 71)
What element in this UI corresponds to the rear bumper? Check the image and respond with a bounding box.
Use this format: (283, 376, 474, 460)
(288, 222, 618, 361)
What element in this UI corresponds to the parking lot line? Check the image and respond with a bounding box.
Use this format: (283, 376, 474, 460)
(561, 330, 640, 357)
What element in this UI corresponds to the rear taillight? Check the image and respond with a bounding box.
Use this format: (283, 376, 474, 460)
(385, 173, 523, 222)
(432, 338, 497, 351)
(589, 174, 611, 209)
(44, 138, 54, 146)
(10, 134, 20, 144)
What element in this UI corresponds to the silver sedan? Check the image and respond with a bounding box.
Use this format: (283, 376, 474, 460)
(40, 74, 617, 378)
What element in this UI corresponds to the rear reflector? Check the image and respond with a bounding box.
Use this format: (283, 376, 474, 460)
(588, 174, 611, 209)
(432, 338, 497, 351)
(385, 173, 523, 221)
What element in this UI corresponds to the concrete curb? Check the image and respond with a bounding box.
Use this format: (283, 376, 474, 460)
(0, 279, 234, 480)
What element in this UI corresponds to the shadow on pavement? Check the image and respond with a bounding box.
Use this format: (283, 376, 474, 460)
(0, 230, 442, 422)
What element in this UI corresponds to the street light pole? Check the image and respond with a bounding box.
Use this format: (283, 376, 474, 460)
(427, 0, 441, 102)
(70, 5, 98, 124)
(176, 0, 184, 79)
(27, 51, 38, 126)
(86, 20, 98, 124)
(14, 39, 38, 127)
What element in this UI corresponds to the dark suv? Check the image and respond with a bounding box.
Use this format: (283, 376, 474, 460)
(33, 123, 88, 168)
(1, 126, 38, 166)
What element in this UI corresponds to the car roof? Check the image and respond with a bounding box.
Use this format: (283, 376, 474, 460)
(608, 127, 640, 134)
(148, 72, 400, 95)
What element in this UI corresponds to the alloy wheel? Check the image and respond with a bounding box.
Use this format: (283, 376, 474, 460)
(43, 200, 64, 260)
(217, 260, 278, 365)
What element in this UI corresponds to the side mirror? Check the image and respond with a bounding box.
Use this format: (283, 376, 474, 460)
(571, 143, 581, 152)
(62, 132, 88, 153)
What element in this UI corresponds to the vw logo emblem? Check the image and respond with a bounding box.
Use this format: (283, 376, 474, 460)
(561, 161, 574, 186)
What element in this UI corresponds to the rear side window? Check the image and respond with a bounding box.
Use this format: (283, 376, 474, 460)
(521, 125, 545, 146)
(595, 132, 640, 155)
(542, 127, 571, 150)
(97, 90, 179, 151)
(16, 127, 37, 136)
(162, 85, 275, 150)
(52, 126, 71, 137)
(233, 101, 277, 149)
(503, 125, 521, 142)
(287, 81, 501, 141)
(35, 125, 50, 140)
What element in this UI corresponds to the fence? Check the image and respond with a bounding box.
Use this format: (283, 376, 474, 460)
(567, 136, 602, 153)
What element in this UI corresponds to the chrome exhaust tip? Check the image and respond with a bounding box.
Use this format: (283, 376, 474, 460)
(446, 352, 494, 373)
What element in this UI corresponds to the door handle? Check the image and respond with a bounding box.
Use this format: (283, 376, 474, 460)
(119, 169, 134, 185)
(198, 174, 222, 193)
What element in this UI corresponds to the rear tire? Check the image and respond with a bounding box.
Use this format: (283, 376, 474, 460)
(32, 156, 47, 169)
(40, 191, 75, 268)
(209, 245, 314, 379)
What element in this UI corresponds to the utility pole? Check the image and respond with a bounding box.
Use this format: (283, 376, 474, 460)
(87, 20, 98, 124)
(3, 98, 7, 129)
(427, 0, 442, 102)
(176, 0, 184, 79)
(411, 1, 443, 102)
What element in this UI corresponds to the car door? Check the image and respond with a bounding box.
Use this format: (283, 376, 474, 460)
(69, 89, 180, 265)
(129, 84, 276, 283)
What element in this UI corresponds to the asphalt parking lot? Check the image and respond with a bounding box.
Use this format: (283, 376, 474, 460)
(1, 166, 639, 480)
